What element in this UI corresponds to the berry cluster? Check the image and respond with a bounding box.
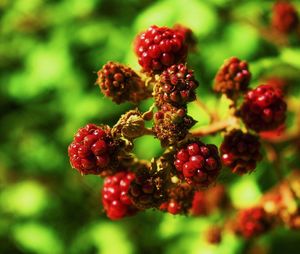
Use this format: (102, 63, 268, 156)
(220, 129, 262, 175)
(67, 21, 294, 243)
(239, 84, 287, 132)
(174, 141, 221, 189)
(214, 57, 251, 99)
(134, 25, 188, 73)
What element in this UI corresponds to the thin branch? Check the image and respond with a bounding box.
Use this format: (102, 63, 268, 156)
(191, 117, 238, 137)
(194, 96, 219, 123)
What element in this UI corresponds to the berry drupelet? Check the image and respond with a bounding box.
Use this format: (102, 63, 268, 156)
(154, 64, 199, 107)
(272, 1, 299, 34)
(102, 171, 138, 220)
(236, 207, 272, 239)
(220, 129, 262, 175)
(153, 104, 196, 146)
(134, 25, 188, 73)
(239, 84, 287, 132)
(68, 124, 116, 176)
(214, 57, 251, 99)
(174, 141, 221, 189)
(96, 61, 151, 104)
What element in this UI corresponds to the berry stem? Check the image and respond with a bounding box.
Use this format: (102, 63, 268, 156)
(195, 96, 219, 123)
(191, 116, 238, 137)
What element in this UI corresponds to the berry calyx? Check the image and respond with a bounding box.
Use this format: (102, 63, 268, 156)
(174, 141, 221, 189)
(220, 129, 262, 175)
(134, 25, 188, 73)
(96, 61, 151, 104)
(272, 1, 299, 34)
(68, 124, 116, 176)
(102, 171, 138, 220)
(239, 84, 287, 132)
(128, 167, 168, 209)
(214, 57, 251, 99)
(160, 183, 194, 215)
(153, 104, 196, 146)
(236, 207, 272, 239)
(154, 64, 199, 107)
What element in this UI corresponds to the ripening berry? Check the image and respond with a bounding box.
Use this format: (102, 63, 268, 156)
(214, 57, 251, 99)
(240, 84, 287, 132)
(272, 1, 299, 34)
(154, 64, 199, 107)
(236, 207, 272, 239)
(68, 124, 115, 176)
(190, 190, 207, 216)
(174, 141, 222, 189)
(102, 171, 138, 220)
(96, 61, 151, 104)
(134, 25, 188, 73)
(220, 129, 262, 175)
(153, 104, 196, 146)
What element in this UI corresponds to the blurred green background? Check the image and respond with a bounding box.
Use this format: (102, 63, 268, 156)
(1, 0, 300, 253)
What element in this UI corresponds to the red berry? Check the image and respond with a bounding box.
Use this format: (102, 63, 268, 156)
(220, 129, 262, 174)
(96, 61, 151, 104)
(154, 64, 199, 107)
(174, 141, 221, 189)
(214, 57, 251, 99)
(134, 25, 188, 73)
(68, 124, 114, 176)
(240, 84, 287, 132)
(190, 191, 207, 216)
(272, 1, 299, 34)
(236, 207, 272, 239)
(102, 171, 138, 220)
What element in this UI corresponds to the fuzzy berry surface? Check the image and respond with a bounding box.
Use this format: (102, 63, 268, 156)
(68, 124, 114, 176)
(153, 104, 196, 146)
(154, 64, 199, 107)
(134, 25, 188, 73)
(220, 129, 262, 174)
(272, 1, 299, 34)
(237, 207, 271, 239)
(174, 141, 221, 189)
(128, 167, 167, 210)
(102, 171, 138, 220)
(214, 57, 251, 99)
(240, 84, 287, 132)
(97, 61, 150, 104)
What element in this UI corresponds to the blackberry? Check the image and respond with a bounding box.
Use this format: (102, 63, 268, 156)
(239, 84, 287, 132)
(220, 129, 262, 174)
(96, 61, 151, 104)
(102, 171, 138, 220)
(153, 104, 196, 146)
(272, 1, 299, 34)
(174, 141, 221, 189)
(154, 64, 199, 107)
(134, 25, 188, 73)
(68, 124, 116, 176)
(173, 24, 197, 51)
(214, 57, 251, 99)
(236, 207, 272, 239)
(190, 190, 207, 216)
